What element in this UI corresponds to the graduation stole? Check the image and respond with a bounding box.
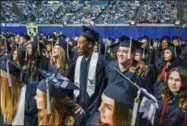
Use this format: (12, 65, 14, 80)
(74, 52, 99, 98)
(159, 101, 168, 126)
(12, 85, 27, 125)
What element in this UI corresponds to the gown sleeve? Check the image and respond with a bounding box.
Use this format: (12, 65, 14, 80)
(24, 84, 38, 126)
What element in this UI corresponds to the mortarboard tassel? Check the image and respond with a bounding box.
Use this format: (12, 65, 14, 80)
(46, 74, 55, 115)
(142, 49, 145, 59)
(128, 38, 132, 59)
(67, 39, 70, 62)
(131, 89, 141, 125)
(174, 46, 177, 57)
(46, 78, 51, 114)
(6, 60, 12, 87)
(5, 37, 8, 52)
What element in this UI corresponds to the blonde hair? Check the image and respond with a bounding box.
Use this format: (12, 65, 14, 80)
(50, 45, 66, 72)
(38, 92, 75, 125)
(0, 76, 20, 124)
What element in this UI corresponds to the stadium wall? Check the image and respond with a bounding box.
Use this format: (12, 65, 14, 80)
(1, 25, 187, 40)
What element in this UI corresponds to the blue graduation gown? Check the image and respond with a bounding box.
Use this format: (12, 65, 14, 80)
(0, 84, 38, 125)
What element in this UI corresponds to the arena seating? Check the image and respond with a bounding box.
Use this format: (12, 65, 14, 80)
(0, 0, 181, 24)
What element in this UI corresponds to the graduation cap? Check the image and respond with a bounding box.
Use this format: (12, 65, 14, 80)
(161, 36, 171, 43)
(118, 35, 129, 42)
(166, 58, 187, 73)
(81, 26, 100, 44)
(25, 40, 38, 60)
(112, 67, 157, 103)
(104, 79, 135, 106)
(108, 37, 115, 43)
(37, 69, 79, 114)
(119, 37, 143, 59)
(112, 67, 159, 125)
(164, 43, 180, 57)
(136, 48, 143, 55)
(141, 35, 150, 41)
(153, 38, 160, 43)
(55, 38, 66, 48)
(172, 36, 180, 42)
(108, 42, 120, 52)
(58, 32, 66, 40)
(0, 58, 26, 87)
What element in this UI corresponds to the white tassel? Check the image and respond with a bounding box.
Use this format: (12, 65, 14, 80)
(6, 60, 12, 87)
(46, 78, 51, 114)
(128, 38, 132, 59)
(131, 89, 141, 125)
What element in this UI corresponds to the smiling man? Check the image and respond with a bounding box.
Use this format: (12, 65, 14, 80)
(67, 27, 107, 124)
(105, 36, 144, 105)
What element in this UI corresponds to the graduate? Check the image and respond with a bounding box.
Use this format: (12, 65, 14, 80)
(0, 58, 38, 125)
(153, 58, 187, 126)
(87, 80, 133, 125)
(25, 40, 49, 85)
(139, 35, 154, 65)
(35, 73, 83, 125)
(152, 39, 162, 68)
(66, 37, 77, 63)
(45, 38, 53, 58)
(172, 36, 181, 57)
(48, 40, 67, 75)
(12, 47, 26, 68)
(160, 36, 171, 50)
(157, 44, 176, 82)
(105, 36, 144, 95)
(18, 34, 30, 50)
(105, 37, 115, 54)
(104, 42, 120, 62)
(134, 48, 157, 94)
(67, 26, 107, 124)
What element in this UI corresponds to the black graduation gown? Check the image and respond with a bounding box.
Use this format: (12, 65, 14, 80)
(152, 49, 162, 68)
(38, 55, 50, 71)
(48, 64, 66, 76)
(86, 111, 100, 126)
(153, 83, 186, 126)
(0, 84, 38, 125)
(105, 60, 143, 105)
(142, 48, 154, 65)
(67, 54, 107, 119)
(135, 64, 157, 94)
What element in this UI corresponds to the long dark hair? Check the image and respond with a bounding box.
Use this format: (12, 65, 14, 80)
(158, 49, 175, 76)
(162, 66, 187, 112)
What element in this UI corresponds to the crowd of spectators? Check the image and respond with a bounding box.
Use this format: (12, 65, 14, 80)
(138, 1, 178, 23)
(54, 1, 84, 24)
(1, 1, 179, 24)
(17, 1, 37, 23)
(1, 1, 20, 23)
(68, 2, 107, 24)
(96, 1, 140, 24)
